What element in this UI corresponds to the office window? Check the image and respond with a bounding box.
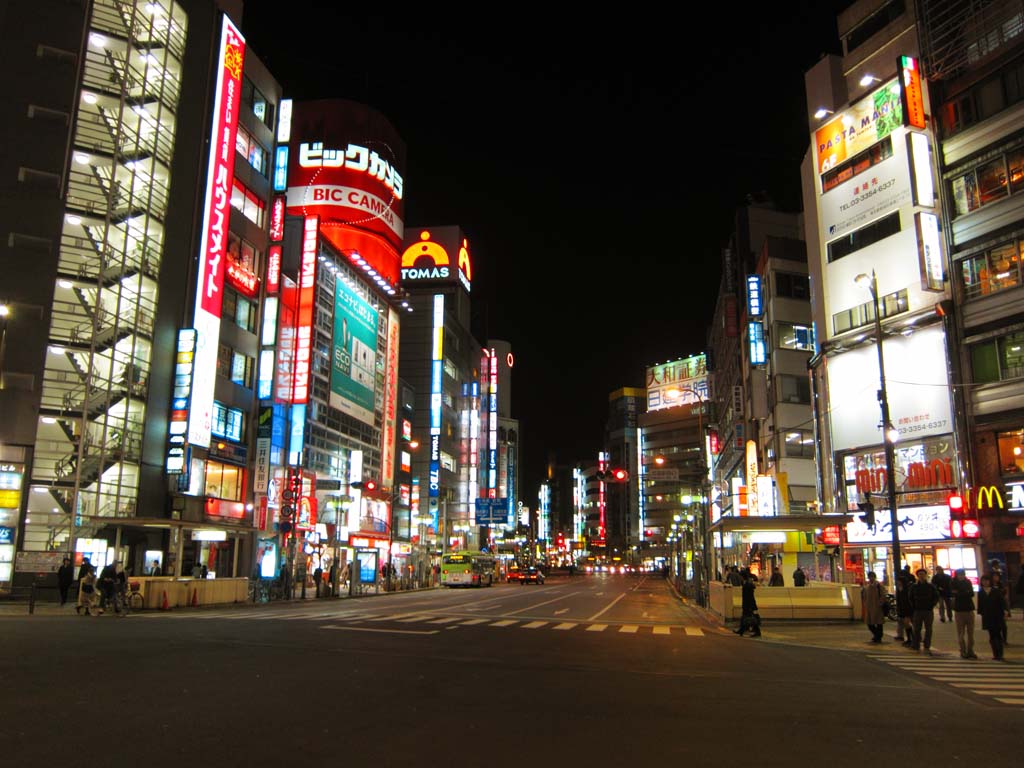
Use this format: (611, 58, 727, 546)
(940, 56, 1024, 136)
(833, 289, 908, 335)
(230, 179, 265, 227)
(221, 288, 257, 333)
(821, 137, 893, 193)
(827, 212, 901, 262)
(783, 429, 815, 458)
(950, 146, 1024, 217)
(235, 124, 268, 177)
(776, 322, 814, 351)
(960, 240, 1023, 299)
(242, 76, 274, 129)
(971, 330, 1024, 383)
(777, 374, 811, 404)
(775, 272, 810, 300)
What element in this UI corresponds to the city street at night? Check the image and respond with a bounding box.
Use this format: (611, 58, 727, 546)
(2, 575, 1021, 767)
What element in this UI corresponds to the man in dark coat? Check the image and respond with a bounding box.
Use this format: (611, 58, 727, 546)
(951, 568, 977, 659)
(768, 567, 784, 587)
(792, 566, 807, 587)
(895, 565, 915, 646)
(908, 568, 940, 654)
(931, 565, 953, 622)
(57, 557, 74, 606)
(735, 571, 761, 637)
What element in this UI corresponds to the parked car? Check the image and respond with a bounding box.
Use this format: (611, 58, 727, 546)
(520, 567, 545, 585)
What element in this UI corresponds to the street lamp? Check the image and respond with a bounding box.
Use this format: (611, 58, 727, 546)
(855, 270, 902, 582)
(664, 385, 711, 606)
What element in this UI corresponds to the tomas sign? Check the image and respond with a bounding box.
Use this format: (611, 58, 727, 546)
(399, 227, 472, 293)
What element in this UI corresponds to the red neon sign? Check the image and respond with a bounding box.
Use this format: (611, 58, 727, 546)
(266, 245, 281, 294)
(287, 216, 318, 404)
(269, 196, 285, 241)
(226, 260, 259, 297)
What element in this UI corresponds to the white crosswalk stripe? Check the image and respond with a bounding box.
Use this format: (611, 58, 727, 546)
(553, 622, 577, 631)
(490, 619, 517, 627)
(652, 626, 670, 635)
(521, 621, 547, 629)
(870, 655, 1024, 706)
(426, 617, 462, 624)
(459, 618, 489, 625)
(586, 623, 609, 632)
(619, 625, 639, 634)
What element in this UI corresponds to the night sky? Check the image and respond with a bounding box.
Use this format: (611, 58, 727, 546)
(241, 4, 849, 499)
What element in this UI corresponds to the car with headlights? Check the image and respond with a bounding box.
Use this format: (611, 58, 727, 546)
(519, 566, 545, 585)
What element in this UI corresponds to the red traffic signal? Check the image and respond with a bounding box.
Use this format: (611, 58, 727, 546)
(612, 468, 628, 481)
(947, 493, 965, 515)
(365, 479, 378, 492)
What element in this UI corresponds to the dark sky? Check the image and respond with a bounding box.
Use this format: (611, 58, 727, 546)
(241, 4, 848, 498)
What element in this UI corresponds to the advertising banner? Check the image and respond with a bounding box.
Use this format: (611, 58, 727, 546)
(646, 355, 708, 412)
(285, 99, 407, 253)
(188, 15, 245, 448)
(846, 504, 950, 543)
(827, 325, 952, 451)
(815, 78, 902, 174)
(330, 280, 378, 426)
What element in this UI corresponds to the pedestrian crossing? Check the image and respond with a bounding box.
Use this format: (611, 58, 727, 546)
(136, 607, 706, 635)
(870, 654, 1024, 707)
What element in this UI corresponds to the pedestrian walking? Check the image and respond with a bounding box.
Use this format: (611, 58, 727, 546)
(990, 569, 1009, 645)
(908, 568, 939, 654)
(950, 568, 977, 659)
(862, 571, 886, 643)
(313, 564, 323, 597)
(328, 562, 337, 596)
(978, 574, 1008, 660)
(932, 565, 953, 623)
(78, 567, 97, 616)
(895, 565, 915, 646)
(57, 556, 74, 606)
(768, 567, 784, 587)
(75, 557, 92, 614)
(726, 565, 742, 587)
(735, 571, 761, 637)
(98, 561, 117, 613)
(792, 566, 807, 587)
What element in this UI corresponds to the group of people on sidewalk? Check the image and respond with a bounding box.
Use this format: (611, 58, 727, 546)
(862, 561, 1015, 660)
(55, 556, 129, 616)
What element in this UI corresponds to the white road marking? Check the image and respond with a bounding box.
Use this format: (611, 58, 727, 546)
(587, 592, 626, 622)
(619, 625, 639, 634)
(490, 619, 516, 627)
(522, 621, 547, 629)
(553, 623, 577, 631)
(321, 625, 439, 635)
(427, 617, 461, 624)
(460, 618, 489, 625)
(506, 591, 584, 615)
(586, 624, 609, 632)
(652, 626, 670, 635)
(995, 698, 1024, 705)
(395, 615, 433, 623)
(554, 608, 569, 615)
(684, 627, 704, 636)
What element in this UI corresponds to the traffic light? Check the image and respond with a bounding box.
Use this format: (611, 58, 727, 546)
(857, 500, 875, 527)
(351, 479, 378, 492)
(947, 493, 964, 517)
(597, 468, 629, 482)
(280, 468, 303, 522)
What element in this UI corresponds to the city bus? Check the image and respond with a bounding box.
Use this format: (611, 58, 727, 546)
(440, 550, 496, 587)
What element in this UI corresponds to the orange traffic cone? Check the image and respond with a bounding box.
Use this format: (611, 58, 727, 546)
(161, 591, 169, 611)
(191, 588, 198, 607)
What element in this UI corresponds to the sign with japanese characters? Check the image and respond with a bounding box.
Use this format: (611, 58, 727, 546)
(646, 355, 708, 412)
(846, 504, 951, 543)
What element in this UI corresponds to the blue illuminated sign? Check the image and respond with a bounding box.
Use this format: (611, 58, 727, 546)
(749, 321, 766, 365)
(273, 146, 289, 192)
(746, 275, 762, 317)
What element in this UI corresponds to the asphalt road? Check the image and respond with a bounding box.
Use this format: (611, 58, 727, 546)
(1, 574, 1020, 767)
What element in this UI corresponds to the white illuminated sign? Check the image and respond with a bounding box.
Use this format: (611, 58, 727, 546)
(909, 131, 934, 207)
(846, 505, 950, 543)
(917, 211, 944, 291)
(298, 141, 403, 199)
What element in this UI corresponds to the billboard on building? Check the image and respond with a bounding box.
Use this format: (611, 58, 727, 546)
(815, 78, 902, 174)
(646, 354, 708, 412)
(399, 226, 473, 293)
(330, 280, 378, 426)
(188, 15, 245, 448)
(285, 98, 406, 265)
(826, 325, 953, 451)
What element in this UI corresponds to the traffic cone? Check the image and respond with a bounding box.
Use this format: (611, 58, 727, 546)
(191, 588, 198, 607)
(161, 591, 169, 611)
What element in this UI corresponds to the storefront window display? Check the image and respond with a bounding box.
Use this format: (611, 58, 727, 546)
(842, 434, 959, 510)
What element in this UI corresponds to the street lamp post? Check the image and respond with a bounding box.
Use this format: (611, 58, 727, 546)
(855, 270, 902, 581)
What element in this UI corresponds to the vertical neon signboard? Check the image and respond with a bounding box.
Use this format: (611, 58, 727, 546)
(429, 294, 444, 530)
(188, 15, 245, 448)
(290, 216, 318, 404)
(488, 349, 498, 493)
(382, 307, 400, 495)
(167, 329, 196, 473)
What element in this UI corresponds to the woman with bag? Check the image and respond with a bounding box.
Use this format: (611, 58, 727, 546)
(862, 571, 886, 643)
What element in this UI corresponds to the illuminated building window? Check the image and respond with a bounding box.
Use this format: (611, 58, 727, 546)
(211, 402, 244, 442)
(204, 459, 245, 501)
(970, 330, 1024, 384)
(227, 232, 260, 272)
(241, 76, 275, 129)
(235, 124, 268, 177)
(832, 288, 908, 334)
(221, 287, 257, 333)
(996, 429, 1024, 475)
(951, 147, 1024, 217)
(783, 429, 816, 458)
(443, 359, 457, 379)
(776, 321, 814, 351)
(960, 240, 1023, 299)
(821, 136, 893, 193)
(230, 178, 265, 227)
(217, 344, 254, 388)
